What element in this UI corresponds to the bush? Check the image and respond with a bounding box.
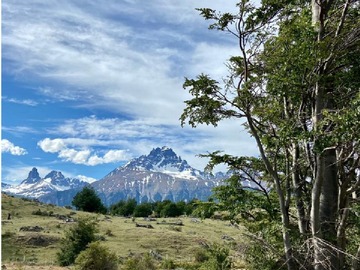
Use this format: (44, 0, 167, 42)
(57, 217, 98, 266)
(74, 241, 118, 270)
(160, 259, 176, 269)
(195, 244, 231, 270)
(194, 248, 209, 263)
(121, 254, 156, 270)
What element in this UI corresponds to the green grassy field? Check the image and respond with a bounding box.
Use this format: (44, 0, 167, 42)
(1, 193, 247, 269)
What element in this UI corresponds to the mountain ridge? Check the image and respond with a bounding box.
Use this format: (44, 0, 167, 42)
(3, 168, 90, 198)
(3, 147, 237, 206)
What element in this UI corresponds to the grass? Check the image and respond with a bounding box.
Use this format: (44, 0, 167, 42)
(1, 193, 248, 269)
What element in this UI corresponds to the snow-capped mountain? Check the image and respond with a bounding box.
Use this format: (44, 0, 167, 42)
(3, 168, 90, 198)
(1, 182, 12, 190)
(92, 147, 228, 205)
(110, 146, 204, 180)
(3, 147, 257, 207)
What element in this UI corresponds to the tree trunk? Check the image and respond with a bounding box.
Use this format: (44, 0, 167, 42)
(247, 117, 297, 270)
(351, 245, 360, 270)
(292, 143, 307, 235)
(311, 1, 339, 269)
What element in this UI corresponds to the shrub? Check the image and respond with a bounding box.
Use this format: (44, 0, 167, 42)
(74, 241, 118, 270)
(195, 244, 231, 270)
(121, 254, 156, 270)
(194, 248, 209, 263)
(160, 259, 176, 269)
(206, 243, 232, 270)
(57, 217, 98, 266)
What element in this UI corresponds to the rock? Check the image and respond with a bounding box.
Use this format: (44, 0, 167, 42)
(149, 250, 163, 260)
(221, 234, 235, 241)
(19, 226, 44, 232)
(135, 223, 154, 229)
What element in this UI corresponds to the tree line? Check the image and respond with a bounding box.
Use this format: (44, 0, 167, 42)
(72, 186, 218, 219)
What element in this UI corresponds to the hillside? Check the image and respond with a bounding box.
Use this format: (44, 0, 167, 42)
(1, 193, 247, 269)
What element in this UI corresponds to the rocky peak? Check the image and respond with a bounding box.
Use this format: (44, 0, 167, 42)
(44, 171, 65, 180)
(21, 167, 41, 184)
(122, 146, 194, 173)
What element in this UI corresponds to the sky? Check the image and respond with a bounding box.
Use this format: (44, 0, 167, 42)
(1, 0, 259, 184)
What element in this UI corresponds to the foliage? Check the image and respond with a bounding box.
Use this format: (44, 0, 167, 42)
(57, 217, 99, 266)
(74, 241, 118, 270)
(160, 259, 176, 269)
(160, 202, 184, 217)
(133, 202, 153, 217)
(197, 244, 232, 270)
(181, 0, 360, 269)
(72, 186, 107, 214)
(121, 254, 156, 270)
(109, 198, 137, 216)
(191, 200, 217, 219)
(110, 199, 196, 218)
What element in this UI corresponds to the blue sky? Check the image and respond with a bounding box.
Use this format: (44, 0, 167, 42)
(2, 0, 258, 184)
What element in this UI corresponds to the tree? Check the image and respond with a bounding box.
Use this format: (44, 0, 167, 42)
(181, 1, 360, 269)
(160, 202, 183, 217)
(72, 186, 107, 214)
(57, 217, 98, 266)
(133, 202, 153, 217)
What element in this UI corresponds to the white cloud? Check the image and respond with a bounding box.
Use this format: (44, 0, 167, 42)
(58, 148, 91, 164)
(2, 126, 38, 135)
(1, 139, 28, 155)
(38, 138, 67, 153)
(37, 137, 130, 166)
(1, 0, 236, 125)
(3, 97, 38, 106)
(3, 0, 260, 172)
(76, 175, 97, 184)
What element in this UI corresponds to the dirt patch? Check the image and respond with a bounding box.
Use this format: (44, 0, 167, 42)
(16, 234, 60, 247)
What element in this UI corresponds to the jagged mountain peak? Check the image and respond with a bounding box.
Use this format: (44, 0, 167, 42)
(44, 171, 65, 180)
(4, 168, 91, 199)
(121, 146, 196, 174)
(21, 167, 41, 185)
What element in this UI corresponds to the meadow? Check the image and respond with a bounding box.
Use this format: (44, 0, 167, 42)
(1, 193, 247, 269)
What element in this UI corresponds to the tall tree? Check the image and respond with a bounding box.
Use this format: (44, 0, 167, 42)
(72, 186, 107, 214)
(181, 1, 360, 269)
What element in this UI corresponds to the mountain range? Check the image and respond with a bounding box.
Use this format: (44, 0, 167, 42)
(3, 167, 92, 199)
(3, 147, 244, 206)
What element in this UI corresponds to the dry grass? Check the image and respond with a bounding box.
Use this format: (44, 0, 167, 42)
(2, 193, 247, 268)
